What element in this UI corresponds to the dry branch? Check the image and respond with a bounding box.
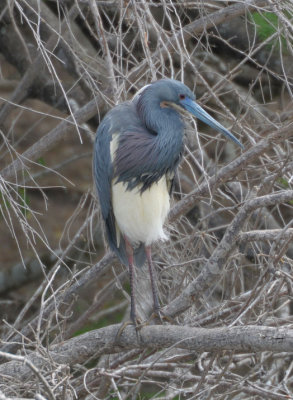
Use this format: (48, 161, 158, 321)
(165, 189, 293, 317)
(239, 229, 293, 242)
(170, 123, 293, 222)
(127, 0, 271, 84)
(0, 96, 101, 180)
(0, 4, 81, 128)
(0, 324, 293, 384)
(1, 252, 116, 355)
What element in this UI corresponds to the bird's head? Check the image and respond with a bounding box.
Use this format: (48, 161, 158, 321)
(137, 79, 243, 149)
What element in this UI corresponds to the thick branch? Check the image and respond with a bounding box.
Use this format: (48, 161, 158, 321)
(239, 229, 293, 243)
(0, 324, 292, 383)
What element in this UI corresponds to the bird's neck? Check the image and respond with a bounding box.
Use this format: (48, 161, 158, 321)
(156, 109, 185, 167)
(136, 97, 185, 168)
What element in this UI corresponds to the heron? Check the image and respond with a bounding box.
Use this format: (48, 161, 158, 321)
(93, 78, 243, 325)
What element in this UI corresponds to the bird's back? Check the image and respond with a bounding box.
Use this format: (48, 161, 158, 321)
(93, 102, 148, 267)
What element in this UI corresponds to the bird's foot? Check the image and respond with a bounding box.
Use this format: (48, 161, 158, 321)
(152, 307, 164, 324)
(115, 317, 144, 343)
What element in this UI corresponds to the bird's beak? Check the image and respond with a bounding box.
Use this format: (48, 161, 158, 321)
(180, 97, 244, 149)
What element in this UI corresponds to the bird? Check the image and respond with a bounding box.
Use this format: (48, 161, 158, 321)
(93, 78, 243, 325)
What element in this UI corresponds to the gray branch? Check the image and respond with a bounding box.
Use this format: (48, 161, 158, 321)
(164, 189, 293, 317)
(0, 324, 292, 383)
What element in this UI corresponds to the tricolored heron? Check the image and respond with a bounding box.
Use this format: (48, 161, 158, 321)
(93, 79, 243, 324)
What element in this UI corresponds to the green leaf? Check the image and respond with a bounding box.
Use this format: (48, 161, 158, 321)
(37, 157, 46, 166)
(277, 177, 289, 189)
(251, 11, 290, 51)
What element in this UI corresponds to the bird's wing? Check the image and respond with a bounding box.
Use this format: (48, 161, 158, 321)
(113, 130, 181, 193)
(110, 101, 182, 192)
(93, 116, 112, 221)
(93, 104, 146, 267)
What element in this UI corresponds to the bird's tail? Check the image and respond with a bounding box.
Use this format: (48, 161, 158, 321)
(105, 212, 146, 268)
(111, 235, 146, 268)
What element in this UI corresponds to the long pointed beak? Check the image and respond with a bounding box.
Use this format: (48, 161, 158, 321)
(180, 97, 244, 149)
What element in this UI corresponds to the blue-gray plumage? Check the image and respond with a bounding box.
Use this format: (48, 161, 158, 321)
(93, 79, 243, 323)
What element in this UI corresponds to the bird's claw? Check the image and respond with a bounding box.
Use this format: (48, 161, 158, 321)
(115, 317, 144, 343)
(153, 308, 164, 324)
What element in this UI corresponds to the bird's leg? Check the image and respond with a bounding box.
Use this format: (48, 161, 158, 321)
(125, 236, 138, 326)
(116, 237, 142, 342)
(145, 245, 162, 321)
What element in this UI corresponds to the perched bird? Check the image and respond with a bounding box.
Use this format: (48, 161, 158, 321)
(93, 79, 243, 324)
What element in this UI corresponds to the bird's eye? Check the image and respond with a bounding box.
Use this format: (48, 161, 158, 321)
(179, 94, 186, 100)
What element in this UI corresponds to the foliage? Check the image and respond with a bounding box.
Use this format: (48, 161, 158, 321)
(251, 11, 289, 49)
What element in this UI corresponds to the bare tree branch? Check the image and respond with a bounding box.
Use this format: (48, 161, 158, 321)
(165, 190, 293, 317)
(239, 228, 293, 242)
(170, 123, 293, 222)
(0, 324, 293, 384)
